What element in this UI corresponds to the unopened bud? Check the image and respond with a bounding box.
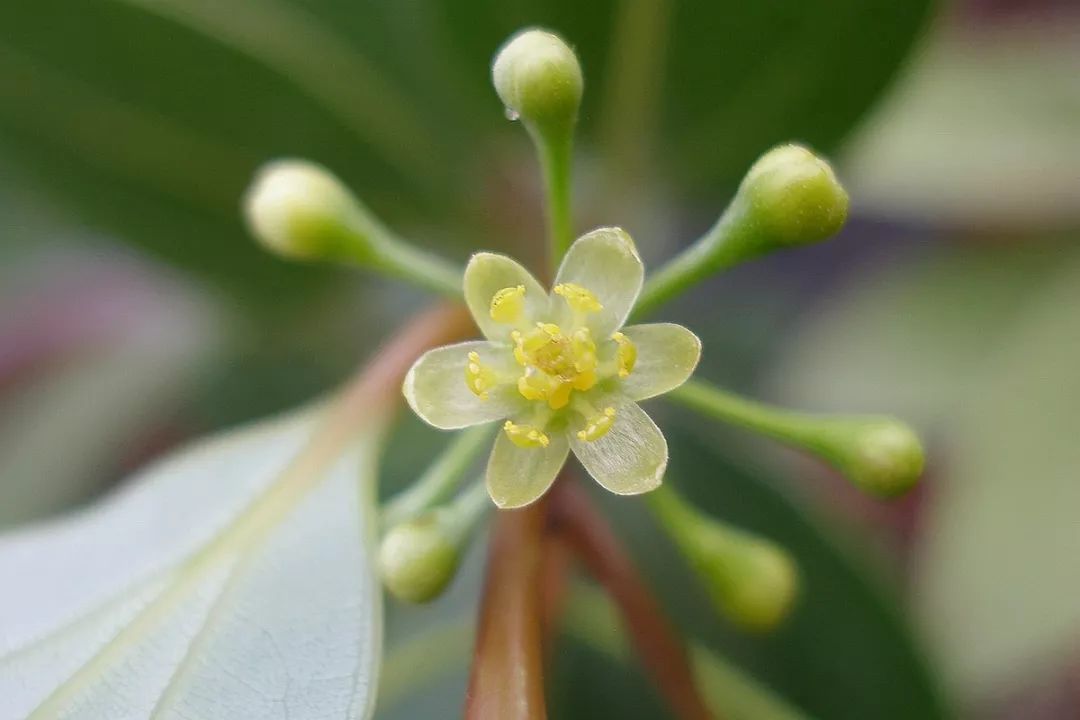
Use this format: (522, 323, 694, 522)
(648, 486, 799, 632)
(634, 144, 850, 316)
(692, 528, 800, 632)
(812, 417, 926, 497)
(243, 159, 365, 261)
(378, 510, 462, 604)
(739, 143, 849, 248)
(492, 28, 583, 137)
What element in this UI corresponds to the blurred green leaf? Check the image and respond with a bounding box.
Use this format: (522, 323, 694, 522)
(0, 0, 934, 301)
(766, 242, 1072, 428)
(915, 251, 1080, 701)
(842, 25, 1080, 228)
(764, 237, 1080, 703)
(592, 427, 951, 719)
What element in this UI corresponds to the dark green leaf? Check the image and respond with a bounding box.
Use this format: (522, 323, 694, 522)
(0, 0, 935, 299)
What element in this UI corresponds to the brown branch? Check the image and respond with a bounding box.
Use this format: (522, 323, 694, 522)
(549, 481, 714, 720)
(337, 303, 472, 424)
(465, 500, 549, 720)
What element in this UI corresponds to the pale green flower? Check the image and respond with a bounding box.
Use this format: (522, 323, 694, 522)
(403, 227, 701, 508)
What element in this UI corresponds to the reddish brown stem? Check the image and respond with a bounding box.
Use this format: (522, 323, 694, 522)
(465, 501, 549, 720)
(550, 481, 714, 720)
(539, 528, 571, 659)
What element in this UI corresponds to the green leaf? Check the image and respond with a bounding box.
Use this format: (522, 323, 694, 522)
(0, 0, 935, 299)
(766, 243, 1070, 428)
(915, 253, 1080, 699)
(842, 25, 1080, 228)
(0, 407, 385, 718)
(758, 239, 1080, 702)
(591, 427, 950, 720)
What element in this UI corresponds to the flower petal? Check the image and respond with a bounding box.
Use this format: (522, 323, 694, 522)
(463, 252, 549, 341)
(554, 227, 644, 337)
(486, 428, 569, 509)
(619, 323, 702, 401)
(403, 341, 523, 429)
(570, 395, 667, 495)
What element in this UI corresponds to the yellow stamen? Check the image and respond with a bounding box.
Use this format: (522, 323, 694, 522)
(547, 381, 573, 410)
(517, 372, 547, 402)
(490, 285, 526, 324)
(611, 331, 637, 378)
(504, 420, 550, 449)
(577, 406, 617, 442)
(571, 327, 597, 373)
(554, 283, 603, 314)
(465, 351, 499, 400)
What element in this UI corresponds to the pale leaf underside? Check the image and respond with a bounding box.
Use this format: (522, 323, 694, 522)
(0, 408, 384, 720)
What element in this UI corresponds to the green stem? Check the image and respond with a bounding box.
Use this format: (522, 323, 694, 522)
(380, 425, 493, 530)
(534, 127, 575, 274)
(443, 477, 493, 542)
(352, 212, 463, 298)
(634, 200, 758, 318)
(644, 484, 698, 548)
(670, 379, 925, 497)
(667, 379, 822, 448)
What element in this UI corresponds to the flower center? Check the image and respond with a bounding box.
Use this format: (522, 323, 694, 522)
(466, 282, 638, 447)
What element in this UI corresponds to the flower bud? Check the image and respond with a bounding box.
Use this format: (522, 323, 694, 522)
(634, 144, 849, 316)
(492, 28, 583, 136)
(647, 486, 799, 632)
(813, 418, 926, 497)
(243, 159, 365, 262)
(690, 528, 800, 632)
(378, 510, 462, 604)
(739, 143, 849, 248)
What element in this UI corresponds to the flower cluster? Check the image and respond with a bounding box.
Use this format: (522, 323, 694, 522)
(404, 227, 700, 508)
(244, 27, 924, 622)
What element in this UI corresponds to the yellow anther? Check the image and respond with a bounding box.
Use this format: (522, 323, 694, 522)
(554, 283, 603, 314)
(465, 351, 499, 400)
(571, 327, 597, 374)
(572, 369, 596, 392)
(489, 285, 526, 324)
(504, 420, 550, 449)
(517, 373, 548, 401)
(611, 332, 637, 378)
(537, 322, 563, 338)
(547, 381, 573, 410)
(577, 407, 617, 442)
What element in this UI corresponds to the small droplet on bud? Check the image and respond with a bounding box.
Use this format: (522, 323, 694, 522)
(491, 28, 583, 137)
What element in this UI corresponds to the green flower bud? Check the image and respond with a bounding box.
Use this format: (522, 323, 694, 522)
(635, 144, 849, 316)
(243, 159, 363, 262)
(647, 486, 799, 632)
(809, 417, 926, 497)
(242, 159, 462, 296)
(378, 510, 462, 604)
(739, 143, 849, 248)
(691, 528, 800, 633)
(492, 28, 583, 137)
(668, 381, 926, 499)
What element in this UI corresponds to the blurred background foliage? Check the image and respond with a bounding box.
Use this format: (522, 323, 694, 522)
(2, 0, 1079, 717)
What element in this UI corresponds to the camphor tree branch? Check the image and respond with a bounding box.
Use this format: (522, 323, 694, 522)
(465, 500, 551, 720)
(549, 481, 715, 720)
